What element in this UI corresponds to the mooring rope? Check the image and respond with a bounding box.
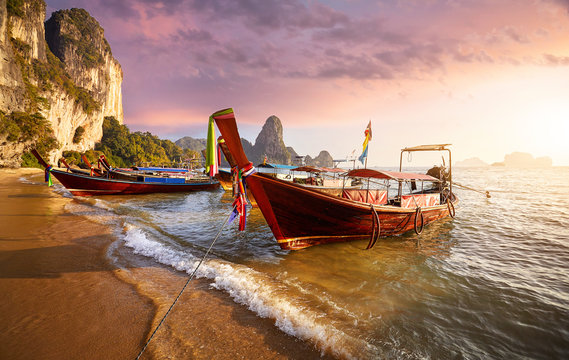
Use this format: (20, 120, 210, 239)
(135, 204, 237, 360)
(454, 181, 491, 198)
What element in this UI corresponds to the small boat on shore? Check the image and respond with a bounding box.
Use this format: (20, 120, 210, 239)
(211, 108, 458, 250)
(32, 150, 220, 196)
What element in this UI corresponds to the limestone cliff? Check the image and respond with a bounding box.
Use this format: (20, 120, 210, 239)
(0, 0, 29, 113)
(45, 8, 123, 125)
(503, 152, 552, 167)
(305, 151, 334, 167)
(175, 136, 206, 152)
(8, 0, 45, 61)
(252, 115, 290, 165)
(0, 1, 123, 167)
(454, 157, 489, 167)
(176, 115, 333, 168)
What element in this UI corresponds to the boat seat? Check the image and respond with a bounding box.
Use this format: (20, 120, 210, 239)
(400, 193, 440, 208)
(342, 189, 387, 205)
(322, 179, 342, 187)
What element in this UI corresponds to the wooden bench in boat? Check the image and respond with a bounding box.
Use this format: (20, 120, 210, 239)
(341, 189, 388, 205)
(400, 193, 440, 208)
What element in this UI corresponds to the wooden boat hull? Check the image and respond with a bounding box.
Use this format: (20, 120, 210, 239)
(50, 169, 220, 196)
(247, 173, 456, 250)
(215, 170, 233, 191)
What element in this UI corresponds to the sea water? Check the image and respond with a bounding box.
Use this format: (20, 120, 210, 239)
(57, 167, 569, 359)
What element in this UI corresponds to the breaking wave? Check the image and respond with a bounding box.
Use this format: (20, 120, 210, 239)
(121, 223, 374, 358)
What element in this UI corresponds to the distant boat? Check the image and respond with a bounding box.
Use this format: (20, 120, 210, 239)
(32, 150, 220, 196)
(211, 108, 458, 250)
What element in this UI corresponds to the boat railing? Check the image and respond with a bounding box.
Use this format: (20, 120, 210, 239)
(339, 174, 446, 208)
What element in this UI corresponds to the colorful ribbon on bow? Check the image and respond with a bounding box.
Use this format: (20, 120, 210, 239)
(229, 168, 248, 230)
(228, 163, 257, 231)
(45, 166, 53, 187)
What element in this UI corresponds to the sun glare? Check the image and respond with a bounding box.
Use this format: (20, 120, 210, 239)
(525, 99, 569, 164)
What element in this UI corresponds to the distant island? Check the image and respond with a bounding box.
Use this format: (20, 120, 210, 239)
(176, 115, 334, 167)
(454, 157, 489, 167)
(455, 152, 552, 168)
(492, 152, 552, 168)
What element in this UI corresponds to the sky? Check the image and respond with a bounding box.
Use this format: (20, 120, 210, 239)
(44, 0, 569, 166)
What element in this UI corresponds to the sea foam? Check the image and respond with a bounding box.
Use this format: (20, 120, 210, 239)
(121, 223, 373, 358)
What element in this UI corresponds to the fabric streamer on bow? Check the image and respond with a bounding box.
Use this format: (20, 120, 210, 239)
(45, 165, 53, 187)
(229, 169, 248, 231)
(205, 116, 219, 176)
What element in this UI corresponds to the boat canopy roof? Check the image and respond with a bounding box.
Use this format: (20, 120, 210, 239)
(257, 163, 297, 169)
(291, 166, 346, 173)
(133, 167, 189, 172)
(401, 144, 451, 152)
(347, 169, 440, 181)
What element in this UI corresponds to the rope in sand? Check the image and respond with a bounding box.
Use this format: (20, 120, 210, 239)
(135, 204, 237, 360)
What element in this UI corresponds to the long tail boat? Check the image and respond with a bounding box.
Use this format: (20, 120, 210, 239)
(210, 108, 458, 250)
(31, 150, 219, 196)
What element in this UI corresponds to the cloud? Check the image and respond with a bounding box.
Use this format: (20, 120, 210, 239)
(48, 0, 568, 84)
(188, 0, 349, 33)
(503, 26, 530, 44)
(315, 55, 395, 79)
(542, 53, 569, 65)
(549, 0, 569, 13)
(485, 26, 531, 45)
(174, 28, 215, 44)
(375, 44, 445, 69)
(454, 49, 494, 63)
(312, 17, 407, 46)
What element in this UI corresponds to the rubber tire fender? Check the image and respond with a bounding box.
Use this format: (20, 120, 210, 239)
(414, 207, 424, 235)
(447, 200, 455, 218)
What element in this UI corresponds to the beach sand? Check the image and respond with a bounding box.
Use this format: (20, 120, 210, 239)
(0, 169, 326, 360)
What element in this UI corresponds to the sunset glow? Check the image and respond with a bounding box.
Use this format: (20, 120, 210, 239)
(46, 0, 569, 165)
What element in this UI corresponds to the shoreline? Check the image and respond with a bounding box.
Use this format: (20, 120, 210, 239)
(0, 168, 154, 359)
(0, 169, 328, 359)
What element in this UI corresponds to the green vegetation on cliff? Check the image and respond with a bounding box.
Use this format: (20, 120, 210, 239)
(46, 8, 111, 68)
(6, 0, 25, 17)
(6, 0, 43, 18)
(72, 126, 85, 144)
(71, 117, 201, 168)
(0, 110, 59, 167)
(7, 3, 100, 114)
(9, 37, 100, 114)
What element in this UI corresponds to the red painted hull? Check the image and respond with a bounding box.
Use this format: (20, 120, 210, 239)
(50, 169, 220, 196)
(247, 173, 457, 250)
(215, 170, 233, 191)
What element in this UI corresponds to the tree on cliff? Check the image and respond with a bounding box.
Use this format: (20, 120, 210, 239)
(0, 110, 59, 167)
(92, 117, 199, 168)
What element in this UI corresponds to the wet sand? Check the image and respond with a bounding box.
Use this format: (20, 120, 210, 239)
(0, 169, 327, 360)
(0, 168, 154, 359)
